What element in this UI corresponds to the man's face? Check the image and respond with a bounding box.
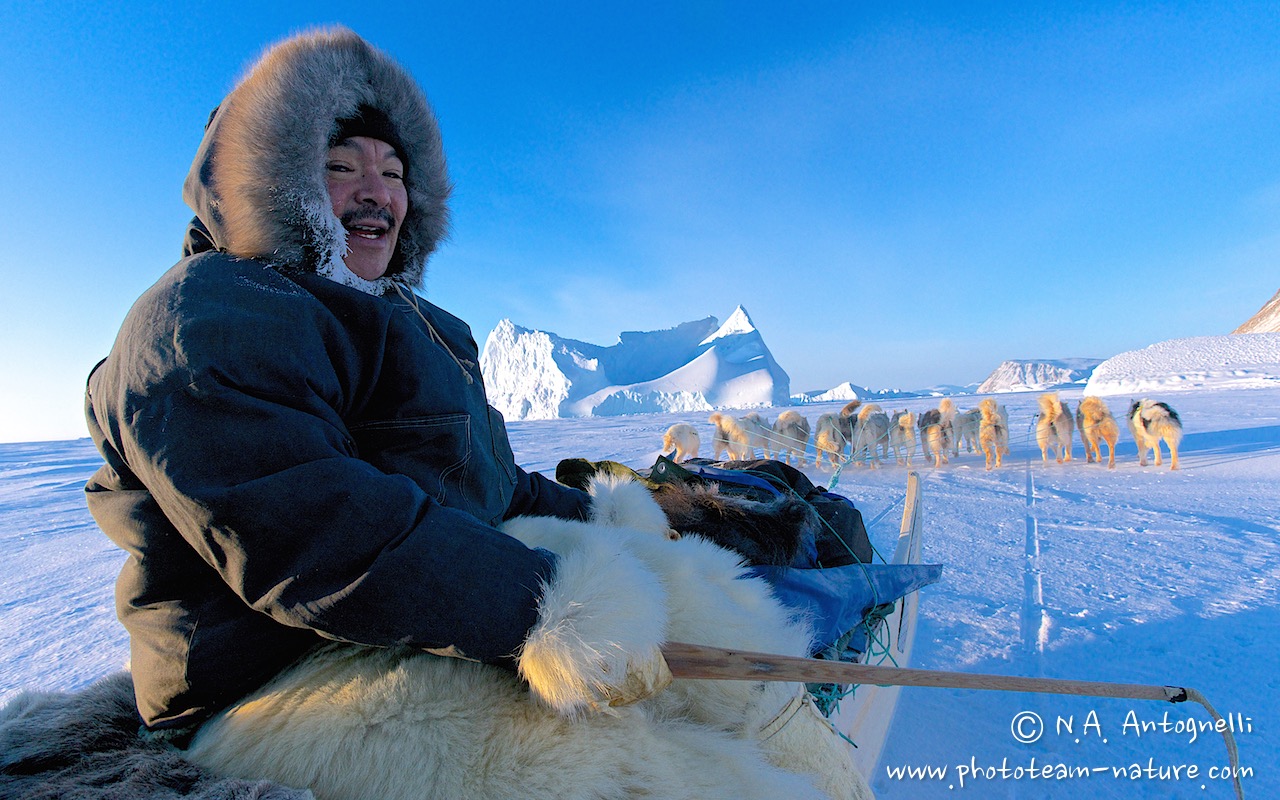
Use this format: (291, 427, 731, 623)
(325, 136, 409, 280)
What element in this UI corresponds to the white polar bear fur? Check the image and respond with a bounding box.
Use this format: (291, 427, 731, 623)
(186, 474, 872, 800)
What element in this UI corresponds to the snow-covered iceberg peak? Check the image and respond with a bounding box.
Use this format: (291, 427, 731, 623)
(700, 305, 757, 345)
(480, 307, 790, 420)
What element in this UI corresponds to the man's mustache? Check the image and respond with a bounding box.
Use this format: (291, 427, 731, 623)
(341, 207, 396, 228)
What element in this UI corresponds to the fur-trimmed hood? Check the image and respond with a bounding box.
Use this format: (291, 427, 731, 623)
(183, 27, 451, 294)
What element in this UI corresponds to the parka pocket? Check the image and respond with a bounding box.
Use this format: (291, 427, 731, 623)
(349, 413, 471, 505)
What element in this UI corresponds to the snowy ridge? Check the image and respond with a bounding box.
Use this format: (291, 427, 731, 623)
(1085, 333, 1280, 395)
(976, 358, 1102, 393)
(481, 306, 790, 420)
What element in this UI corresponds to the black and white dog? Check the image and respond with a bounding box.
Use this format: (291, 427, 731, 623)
(1127, 399, 1183, 470)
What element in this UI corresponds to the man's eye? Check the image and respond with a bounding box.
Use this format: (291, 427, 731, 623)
(383, 171, 404, 181)
(326, 162, 353, 173)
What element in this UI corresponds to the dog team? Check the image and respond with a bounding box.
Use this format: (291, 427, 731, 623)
(661, 395, 1182, 472)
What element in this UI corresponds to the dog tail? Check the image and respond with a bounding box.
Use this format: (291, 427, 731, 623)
(1141, 400, 1184, 444)
(1038, 392, 1062, 423)
(979, 397, 999, 421)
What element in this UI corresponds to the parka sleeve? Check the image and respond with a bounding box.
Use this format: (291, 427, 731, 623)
(94, 264, 557, 664)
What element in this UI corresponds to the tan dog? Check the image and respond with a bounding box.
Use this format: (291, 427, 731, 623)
(888, 410, 916, 465)
(978, 398, 1009, 470)
(770, 411, 811, 466)
(917, 398, 956, 467)
(813, 412, 853, 470)
(1036, 392, 1074, 463)
(708, 413, 751, 461)
(1076, 397, 1119, 469)
(662, 423, 701, 463)
(851, 403, 890, 468)
(1127, 399, 1183, 470)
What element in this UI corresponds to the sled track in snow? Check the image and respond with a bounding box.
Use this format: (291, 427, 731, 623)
(1021, 460, 1050, 666)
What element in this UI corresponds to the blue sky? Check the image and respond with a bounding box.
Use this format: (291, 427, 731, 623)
(2, 1, 1278, 442)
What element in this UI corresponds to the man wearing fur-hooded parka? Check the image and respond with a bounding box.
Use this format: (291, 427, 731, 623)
(84, 28, 672, 748)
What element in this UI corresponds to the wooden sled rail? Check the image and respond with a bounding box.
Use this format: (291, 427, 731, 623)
(661, 641, 1245, 800)
(663, 641, 1182, 701)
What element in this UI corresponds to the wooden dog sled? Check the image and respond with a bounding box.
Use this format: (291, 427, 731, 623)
(665, 470, 928, 782)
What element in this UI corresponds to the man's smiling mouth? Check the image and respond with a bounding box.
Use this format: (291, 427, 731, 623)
(341, 208, 395, 241)
(348, 223, 387, 240)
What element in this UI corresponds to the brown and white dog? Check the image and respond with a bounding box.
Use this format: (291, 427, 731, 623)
(1036, 392, 1074, 463)
(708, 413, 751, 461)
(917, 398, 957, 467)
(662, 423, 701, 463)
(1127, 399, 1183, 470)
(1076, 397, 1119, 469)
(813, 412, 853, 470)
(888, 410, 916, 466)
(770, 411, 811, 466)
(978, 398, 1009, 471)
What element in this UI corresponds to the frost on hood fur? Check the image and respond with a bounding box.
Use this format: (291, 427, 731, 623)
(183, 27, 451, 294)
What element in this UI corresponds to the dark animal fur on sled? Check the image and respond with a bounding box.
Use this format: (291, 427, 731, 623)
(0, 672, 310, 800)
(652, 482, 819, 567)
(555, 457, 820, 567)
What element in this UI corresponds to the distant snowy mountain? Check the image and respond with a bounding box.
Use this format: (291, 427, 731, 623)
(792, 381, 959, 404)
(1085, 333, 1280, 395)
(976, 358, 1102, 393)
(480, 306, 791, 420)
(1234, 289, 1280, 334)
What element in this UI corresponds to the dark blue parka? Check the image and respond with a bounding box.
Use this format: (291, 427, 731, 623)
(84, 30, 588, 732)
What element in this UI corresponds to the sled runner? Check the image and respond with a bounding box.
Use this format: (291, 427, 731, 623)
(828, 470, 926, 778)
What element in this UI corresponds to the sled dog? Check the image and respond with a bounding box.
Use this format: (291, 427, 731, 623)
(1076, 396, 1119, 469)
(771, 410, 811, 466)
(888, 410, 916, 465)
(708, 413, 751, 461)
(814, 412, 853, 470)
(917, 399, 956, 467)
(187, 475, 871, 800)
(952, 408, 981, 457)
(739, 412, 773, 460)
(978, 398, 1010, 470)
(851, 404, 890, 468)
(1127, 399, 1182, 470)
(662, 423, 701, 463)
(1036, 392, 1074, 463)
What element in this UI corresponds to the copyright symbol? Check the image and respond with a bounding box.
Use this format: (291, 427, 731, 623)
(1011, 711, 1043, 744)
